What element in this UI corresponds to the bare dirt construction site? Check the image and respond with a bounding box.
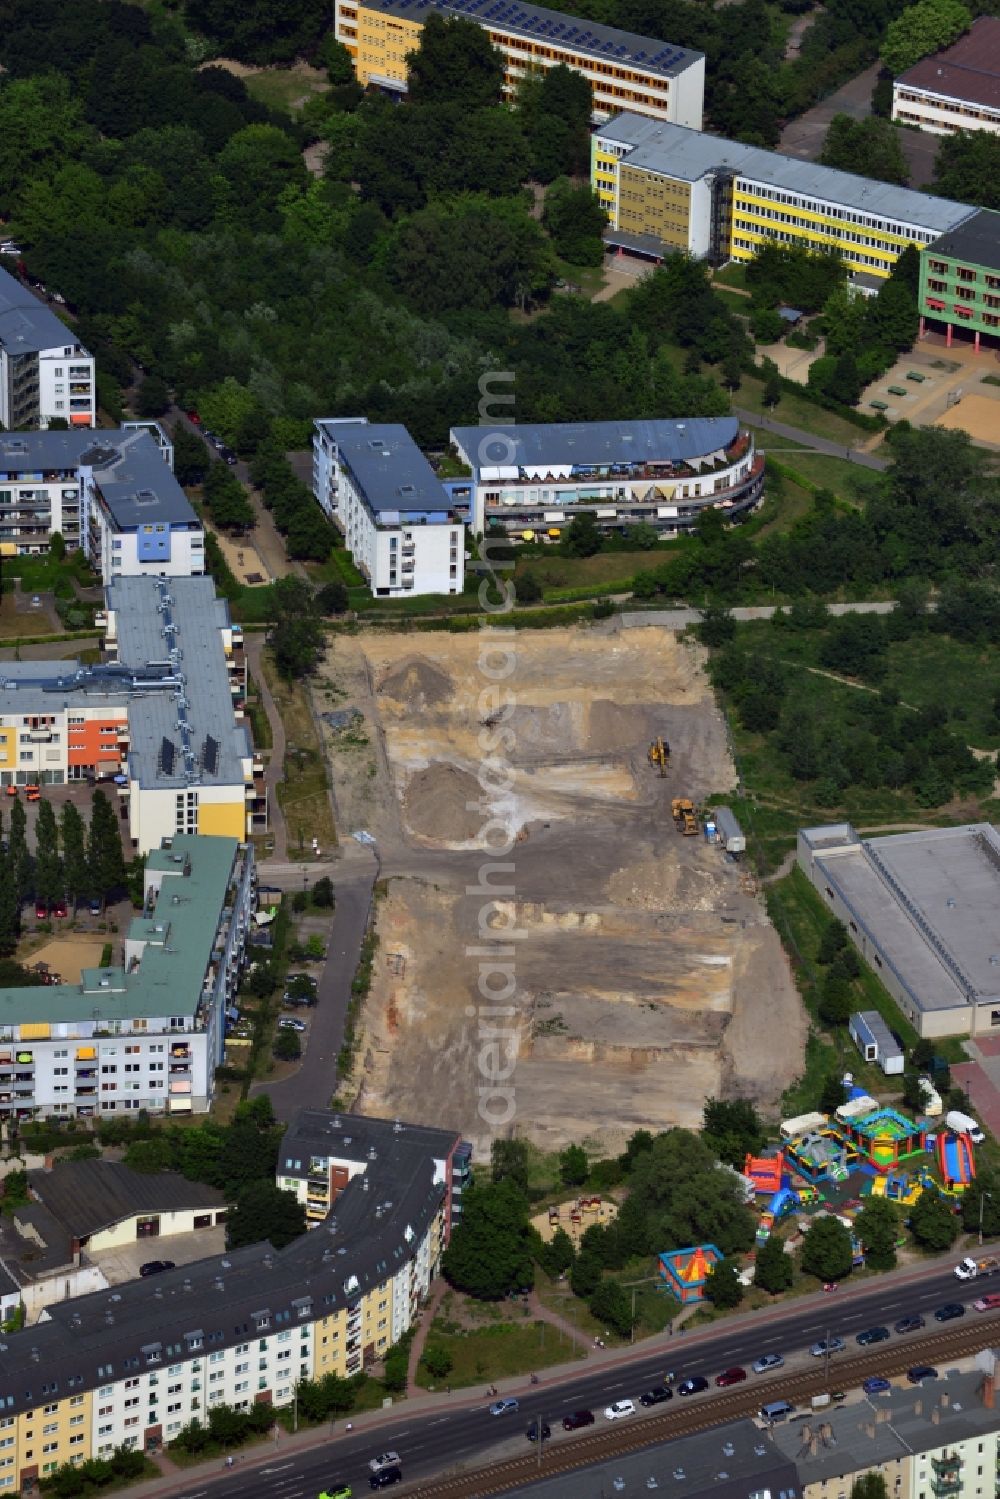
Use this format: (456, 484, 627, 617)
(317, 623, 805, 1153)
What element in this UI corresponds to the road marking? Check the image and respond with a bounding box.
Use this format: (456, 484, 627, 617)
(177, 1491, 207, 1499)
(261, 1464, 295, 1475)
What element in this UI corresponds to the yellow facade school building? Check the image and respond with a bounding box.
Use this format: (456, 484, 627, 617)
(594, 115, 976, 280)
(336, 0, 705, 124)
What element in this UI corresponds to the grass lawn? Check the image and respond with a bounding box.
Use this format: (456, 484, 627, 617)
(554, 259, 607, 299)
(412, 1301, 585, 1389)
(259, 649, 336, 856)
(713, 287, 753, 314)
(739, 375, 872, 448)
(514, 548, 660, 591)
(754, 469, 815, 538)
(243, 65, 328, 114)
(767, 449, 883, 507)
(712, 263, 749, 291)
(885, 635, 1000, 751)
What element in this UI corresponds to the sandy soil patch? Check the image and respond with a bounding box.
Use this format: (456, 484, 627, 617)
(934, 391, 1000, 447)
(211, 530, 271, 587)
(29, 937, 106, 985)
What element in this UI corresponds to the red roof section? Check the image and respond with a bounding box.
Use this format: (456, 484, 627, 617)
(898, 16, 1000, 109)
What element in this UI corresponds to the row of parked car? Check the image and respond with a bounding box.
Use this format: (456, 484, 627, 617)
(185, 411, 238, 467)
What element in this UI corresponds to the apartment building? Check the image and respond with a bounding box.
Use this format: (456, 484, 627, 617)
(893, 16, 1000, 138)
(594, 114, 976, 280)
(0, 424, 204, 573)
(0, 1110, 466, 1488)
(0, 267, 95, 431)
(0, 832, 255, 1124)
(335, 0, 704, 124)
(312, 418, 465, 596)
(918, 208, 1000, 352)
(448, 417, 762, 538)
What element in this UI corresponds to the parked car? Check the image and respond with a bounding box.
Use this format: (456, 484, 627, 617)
(489, 1398, 519, 1417)
(29, 595, 41, 608)
(283, 993, 316, 1008)
(52, 901, 68, 918)
(34, 902, 47, 919)
(863, 1377, 891, 1396)
(318, 1484, 352, 1499)
(894, 1314, 925, 1334)
(855, 1327, 889, 1346)
(279, 1017, 307, 1033)
(139, 1260, 176, 1277)
(907, 1366, 938, 1384)
(639, 1385, 672, 1407)
(677, 1377, 709, 1396)
(562, 1410, 595, 1430)
(604, 1400, 635, 1420)
(752, 1354, 784, 1374)
(526, 1421, 550, 1443)
(934, 1303, 965, 1323)
(367, 1454, 400, 1475)
(715, 1367, 747, 1388)
(185, 410, 202, 425)
(89, 898, 102, 915)
(974, 1292, 1000, 1311)
(369, 1475, 401, 1492)
(220, 445, 238, 466)
(809, 1338, 845, 1358)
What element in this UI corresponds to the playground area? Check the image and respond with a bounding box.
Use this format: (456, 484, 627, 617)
(934, 391, 1000, 448)
(23, 936, 106, 986)
(212, 530, 272, 586)
(531, 1194, 619, 1245)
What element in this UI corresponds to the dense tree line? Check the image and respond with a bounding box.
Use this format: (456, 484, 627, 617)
(0, 791, 125, 952)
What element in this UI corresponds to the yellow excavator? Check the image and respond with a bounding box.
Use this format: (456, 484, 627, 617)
(648, 737, 669, 777)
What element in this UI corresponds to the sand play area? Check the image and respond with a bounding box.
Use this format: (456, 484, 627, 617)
(212, 531, 272, 586)
(318, 623, 806, 1152)
(935, 391, 1000, 447)
(28, 937, 107, 985)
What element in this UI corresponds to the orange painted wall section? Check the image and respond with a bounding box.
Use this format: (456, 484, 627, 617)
(67, 717, 127, 769)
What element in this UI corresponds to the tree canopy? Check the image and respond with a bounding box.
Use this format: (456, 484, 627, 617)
(443, 1179, 535, 1299)
(881, 0, 971, 75)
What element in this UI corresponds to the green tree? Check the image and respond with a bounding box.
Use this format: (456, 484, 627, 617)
(559, 1143, 589, 1186)
(268, 577, 323, 680)
(855, 1196, 899, 1271)
(273, 1028, 301, 1061)
(851, 1476, 889, 1499)
(226, 1181, 305, 1250)
(542, 180, 607, 266)
(517, 573, 542, 605)
(320, 35, 358, 87)
(702, 1098, 765, 1169)
(882, 0, 971, 75)
(704, 1255, 744, 1309)
(49, 532, 66, 562)
(818, 920, 848, 965)
(216, 126, 308, 232)
(136, 375, 170, 417)
(570, 1250, 602, 1297)
(490, 1138, 529, 1192)
(909, 1187, 959, 1251)
(204, 464, 254, 531)
(933, 131, 1000, 209)
(312, 876, 334, 908)
(589, 1278, 636, 1336)
(443, 1179, 534, 1299)
(171, 423, 209, 487)
(754, 1234, 794, 1294)
(539, 1225, 576, 1278)
(316, 581, 349, 615)
(34, 800, 63, 908)
(698, 604, 737, 648)
(389, 195, 554, 313)
(87, 789, 126, 904)
(7, 798, 30, 908)
(406, 13, 505, 110)
(564, 512, 602, 558)
(819, 1073, 846, 1116)
(186, 0, 329, 65)
(801, 1215, 853, 1281)
(422, 1344, 454, 1379)
(820, 116, 909, 186)
(961, 1171, 1000, 1237)
(818, 970, 853, 1025)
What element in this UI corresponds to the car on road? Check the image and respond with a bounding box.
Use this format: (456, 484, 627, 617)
(907, 1365, 938, 1384)
(677, 1377, 710, 1396)
(715, 1367, 747, 1387)
(809, 1338, 845, 1358)
(974, 1292, 1000, 1311)
(34, 902, 47, 919)
(185, 410, 201, 425)
(855, 1326, 890, 1346)
(89, 898, 102, 916)
(367, 1453, 401, 1475)
(369, 1474, 401, 1492)
(526, 1421, 550, 1442)
(318, 1485, 352, 1499)
(639, 1385, 672, 1407)
(863, 1377, 891, 1396)
(139, 1260, 176, 1277)
(604, 1400, 635, 1420)
(220, 445, 238, 466)
(562, 1410, 595, 1430)
(752, 1354, 784, 1374)
(279, 1017, 307, 1032)
(934, 1303, 965, 1322)
(489, 1398, 519, 1417)
(53, 901, 68, 918)
(894, 1314, 925, 1334)
(0, 243, 23, 257)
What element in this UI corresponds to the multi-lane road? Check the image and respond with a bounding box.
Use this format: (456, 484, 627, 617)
(161, 1250, 1000, 1499)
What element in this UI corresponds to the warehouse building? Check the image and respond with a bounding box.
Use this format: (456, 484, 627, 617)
(0, 832, 255, 1122)
(593, 114, 976, 280)
(798, 823, 1000, 1039)
(919, 207, 1000, 352)
(893, 16, 1000, 138)
(0, 1110, 467, 1487)
(0, 267, 95, 431)
(335, 0, 704, 125)
(448, 416, 762, 539)
(312, 418, 465, 596)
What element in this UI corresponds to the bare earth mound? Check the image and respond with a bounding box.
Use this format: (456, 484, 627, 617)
(403, 763, 484, 843)
(378, 656, 453, 709)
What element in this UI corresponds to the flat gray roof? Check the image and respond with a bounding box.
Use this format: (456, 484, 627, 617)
(450, 417, 739, 471)
(925, 208, 1000, 275)
(602, 114, 976, 234)
(89, 429, 196, 530)
(0, 429, 103, 473)
(363, 0, 702, 77)
(107, 575, 249, 791)
(0, 267, 90, 357)
(324, 421, 452, 517)
(851, 1008, 903, 1056)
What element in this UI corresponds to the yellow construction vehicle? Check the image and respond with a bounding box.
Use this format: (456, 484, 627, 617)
(647, 737, 669, 777)
(672, 797, 698, 835)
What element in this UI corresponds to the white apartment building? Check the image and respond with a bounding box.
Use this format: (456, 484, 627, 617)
(893, 17, 1000, 137)
(312, 418, 464, 596)
(0, 267, 95, 430)
(0, 833, 255, 1123)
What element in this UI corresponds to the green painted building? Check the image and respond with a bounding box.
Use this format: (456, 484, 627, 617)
(919, 208, 1000, 350)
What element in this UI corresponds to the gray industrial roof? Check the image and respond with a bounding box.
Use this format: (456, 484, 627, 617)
(0, 1111, 460, 1418)
(280, 1108, 460, 1177)
(0, 1202, 74, 1282)
(602, 114, 976, 234)
(362, 0, 701, 77)
(29, 1160, 224, 1240)
(107, 575, 249, 791)
(508, 1418, 800, 1497)
(88, 428, 196, 530)
(924, 208, 1000, 275)
(0, 428, 102, 473)
(324, 421, 452, 517)
(450, 417, 740, 471)
(0, 267, 90, 357)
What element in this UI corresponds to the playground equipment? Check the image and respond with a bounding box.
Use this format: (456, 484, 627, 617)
(658, 1244, 722, 1304)
(838, 1106, 926, 1174)
(869, 1172, 922, 1207)
(785, 1131, 851, 1186)
(936, 1130, 976, 1192)
(744, 1152, 784, 1195)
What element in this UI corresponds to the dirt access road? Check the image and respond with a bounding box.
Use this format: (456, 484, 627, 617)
(315, 623, 805, 1154)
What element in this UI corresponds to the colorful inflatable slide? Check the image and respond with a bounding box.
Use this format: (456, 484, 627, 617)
(937, 1131, 976, 1191)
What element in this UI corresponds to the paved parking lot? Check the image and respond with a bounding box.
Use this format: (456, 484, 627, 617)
(90, 1226, 228, 1286)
